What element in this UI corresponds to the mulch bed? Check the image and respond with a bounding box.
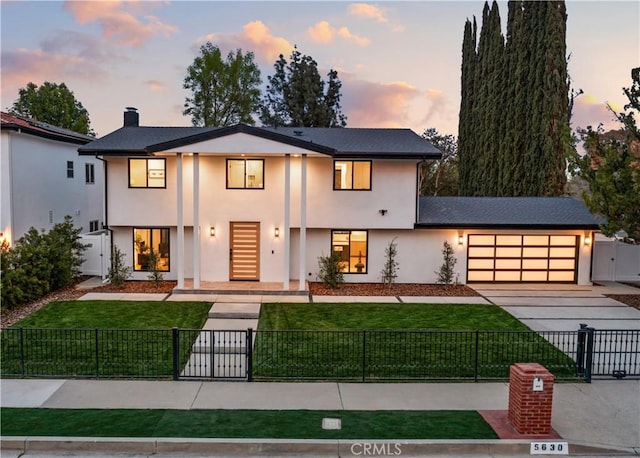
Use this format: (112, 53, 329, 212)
(92, 281, 177, 294)
(607, 295, 640, 310)
(308, 282, 480, 296)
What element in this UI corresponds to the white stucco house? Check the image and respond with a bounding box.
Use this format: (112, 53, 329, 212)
(78, 108, 601, 291)
(1, 112, 104, 245)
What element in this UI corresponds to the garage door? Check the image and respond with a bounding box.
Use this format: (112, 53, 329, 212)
(467, 234, 578, 283)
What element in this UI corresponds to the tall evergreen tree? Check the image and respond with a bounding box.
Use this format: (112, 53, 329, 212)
(259, 46, 347, 127)
(458, 18, 478, 196)
(458, 0, 571, 197)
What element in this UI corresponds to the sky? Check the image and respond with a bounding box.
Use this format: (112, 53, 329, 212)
(1, 1, 638, 139)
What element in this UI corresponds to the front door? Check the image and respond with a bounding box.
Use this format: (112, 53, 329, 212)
(229, 222, 260, 281)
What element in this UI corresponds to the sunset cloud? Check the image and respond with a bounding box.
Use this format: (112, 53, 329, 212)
(571, 93, 620, 133)
(348, 3, 388, 23)
(197, 21, 293, 65)
(145, 79, 167, 93)
(308, 21, 370, 46)
(63, 1, 177, 47)
(341, 77, 422, 127)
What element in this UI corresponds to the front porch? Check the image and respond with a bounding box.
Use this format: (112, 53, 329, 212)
(173, 279, 310, 296)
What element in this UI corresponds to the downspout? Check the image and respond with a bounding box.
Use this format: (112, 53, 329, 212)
(95, 155, 111, 279)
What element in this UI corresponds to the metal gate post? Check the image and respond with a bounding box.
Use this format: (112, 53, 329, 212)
(576, 323, 587, 377)
(584, 326, 595, 384)
(172, 328, 179, 380)
(246, 328, 253, 382)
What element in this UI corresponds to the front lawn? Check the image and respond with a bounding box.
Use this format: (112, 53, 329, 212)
(254, 303, 578, 381)
(0, 408, 497, 440)
(1, 301, 210, 378)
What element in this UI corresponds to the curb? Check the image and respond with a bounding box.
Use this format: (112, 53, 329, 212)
(2, 437, 636, 456)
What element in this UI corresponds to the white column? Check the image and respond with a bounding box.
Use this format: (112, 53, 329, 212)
(299, 154, 307, 290)
(192, 153, 200, 290)
(176, 153, 184, 289)
(283, 154, 291, 291)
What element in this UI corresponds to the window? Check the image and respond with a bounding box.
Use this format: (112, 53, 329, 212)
(226, 159, 264, 189)
(89, 220, 100, 232)
(134, 228, 170, 271)
(334, 160, 371, 190)
(85, 163, 95, 184)
(67, 161, 74, 178)
(331, 230, 368, 273)
(129, 158, 166, 188)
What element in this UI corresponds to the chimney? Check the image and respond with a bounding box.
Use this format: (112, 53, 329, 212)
(123, 107, 139, 127)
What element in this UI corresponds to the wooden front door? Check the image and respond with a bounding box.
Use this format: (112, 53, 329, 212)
(229, 222, 260, 280)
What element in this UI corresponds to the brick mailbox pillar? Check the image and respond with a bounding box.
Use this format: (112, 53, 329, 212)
(508, 363, 555, 435)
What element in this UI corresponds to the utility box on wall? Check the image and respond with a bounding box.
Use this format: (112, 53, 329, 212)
(508, 363, 555, 435)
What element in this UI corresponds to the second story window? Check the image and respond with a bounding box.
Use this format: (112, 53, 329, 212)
(334, 160, 371, 190)
(67, 161, 74, 178)
(227, 159, 264, 189)
(129, 158, 166, 188)
(85, 163, 95, 184)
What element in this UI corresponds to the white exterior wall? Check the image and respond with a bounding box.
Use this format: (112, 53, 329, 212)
(1, 131, 103, 244)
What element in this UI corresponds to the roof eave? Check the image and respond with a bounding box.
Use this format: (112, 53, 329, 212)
(334, 152, 442, 160)
(413, 223, 602, 230)
(2, 124, 93, 145)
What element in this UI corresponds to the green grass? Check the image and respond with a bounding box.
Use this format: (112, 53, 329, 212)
(10, 300, 211, 329)
(1, 301, 210, 378)
(254, 303, 578, 381)
(258, 303, 531, 331)
(0, 408, 498, 439)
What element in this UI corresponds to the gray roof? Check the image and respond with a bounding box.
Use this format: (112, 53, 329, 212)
(78, 124, 441, 159)
(416, 196, 603, 229)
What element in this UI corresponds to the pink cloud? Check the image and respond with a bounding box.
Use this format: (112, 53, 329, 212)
(197, 21, 293, 66)
(308, 21, 370, 46)
(341, 77, 421, 127)
(145, 79, 167, 93)
(571, 93, 621, 133)
(348, 3, 388, 23)
(63, 1, 177, 47)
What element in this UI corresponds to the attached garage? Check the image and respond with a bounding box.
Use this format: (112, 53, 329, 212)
(416, 197, 603, 285)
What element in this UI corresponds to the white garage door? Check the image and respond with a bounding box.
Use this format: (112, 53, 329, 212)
(467, 234, 579, 283)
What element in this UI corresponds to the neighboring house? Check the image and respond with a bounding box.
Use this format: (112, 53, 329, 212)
(1, 112, 104, 245)
(79, 108, 600, 289)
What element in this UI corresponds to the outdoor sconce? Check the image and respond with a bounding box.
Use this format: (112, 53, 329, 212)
(210, 227, 215, 237)
(379, 209, 388, 215)
(584, 233, 592, 245)
(458, 232, 464, 245)
(274, 227, 280, 238)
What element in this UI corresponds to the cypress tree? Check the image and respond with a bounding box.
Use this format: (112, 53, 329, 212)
(458, 18, 478, 196)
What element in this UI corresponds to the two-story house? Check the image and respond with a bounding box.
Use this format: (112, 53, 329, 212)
(1, 112, 104, 245)
(79, 108, 600, 290)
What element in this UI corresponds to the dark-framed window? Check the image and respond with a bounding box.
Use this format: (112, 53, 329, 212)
(89, 220, 100, 232)
(133, 227, 170, 271)
(331, 230, 368, 273)
(226, 158, 264, 189)
(85, 163, 95, 184)
(333, 160, 371, 190)
(129, 158, 166, 188)
(66, 161, 74, 178)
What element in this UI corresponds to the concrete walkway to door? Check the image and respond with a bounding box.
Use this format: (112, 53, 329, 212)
(471, 282, 640, 331)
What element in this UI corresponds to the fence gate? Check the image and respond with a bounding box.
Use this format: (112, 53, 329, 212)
(576, 326, 640, 382)
(177, 329, 252, 380)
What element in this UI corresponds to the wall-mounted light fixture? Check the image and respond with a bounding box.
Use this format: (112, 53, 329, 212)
(458, 231, 464, 245)
(210, 227, 215, 237)
(274, 227, 280, 238)
(379, 209, 388, 216)
(584, 232, 592, 246)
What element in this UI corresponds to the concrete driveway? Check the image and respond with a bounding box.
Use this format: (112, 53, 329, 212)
(471, 282, 640, 331)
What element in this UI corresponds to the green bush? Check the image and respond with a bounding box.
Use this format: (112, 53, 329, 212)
(146, 250, 165, 284)
(380, 237, 399, 288)
(317, 252, 344, 289)
(0, 217, 87, 310)
(435, 241, 457, 285)
(108, 245, 132, 287)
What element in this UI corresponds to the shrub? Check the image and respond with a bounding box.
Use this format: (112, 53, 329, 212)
(46, 216, 87, 290)
(317, 252, 344, 289)
(435, 241, 457, 284)
(146, 250, 165, 284)
(108, 244, 132, 287)
(380, 237, 399, 288)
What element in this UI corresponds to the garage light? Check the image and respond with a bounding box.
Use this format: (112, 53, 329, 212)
(210, 227, 215, 237)
(458, 231, 464, 245)
(584, 234, 591, 245)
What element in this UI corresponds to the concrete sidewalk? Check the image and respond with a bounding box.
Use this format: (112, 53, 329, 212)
(1, 378, 638, 456)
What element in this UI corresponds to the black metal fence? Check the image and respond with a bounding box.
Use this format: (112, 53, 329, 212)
(1, 326, 638, 382)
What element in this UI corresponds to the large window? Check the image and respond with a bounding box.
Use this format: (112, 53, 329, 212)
(227, 159, 264, 189)
(129, 158, 166, 188)
(134, 228, 170, 271)
(332, 230, 368, 273)
(334, 160, 371, 190)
